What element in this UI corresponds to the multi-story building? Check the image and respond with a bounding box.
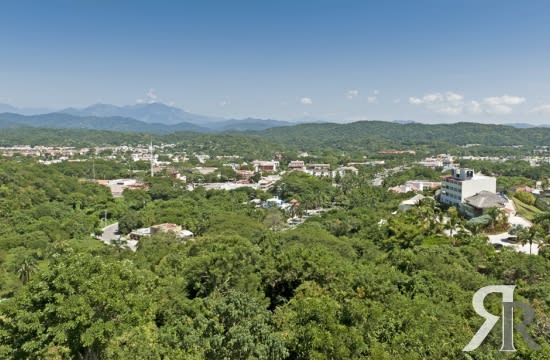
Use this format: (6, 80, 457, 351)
(440, 168, 496, 208)
(288, 160, 306, 171)
(305, 163, 331, 177)
(253, 160, 279, 172)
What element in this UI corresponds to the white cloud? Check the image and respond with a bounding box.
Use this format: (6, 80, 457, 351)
(408, 97, 423, 105)
(468, 101, 482, 114)
(137, 88, 159, 104)
(219, 100, 231, 107)
(367, 96, 377, 104)
(446, 92, 464, 103)
(373, 89, 380, 95)
(409, 92, 526, 116)
(346, 90, 359, 99)
(483, 95, 525, 106)
(393, 98, 401, 104)
(146, 88, 158, 102)
(485, 104, 514, 115)
(482, 95, 525, 115)
(531, 104, 550, 113)
(300, 97, 313, 105)
(408, 92, 465, 115)
(437, 106, 463, 115)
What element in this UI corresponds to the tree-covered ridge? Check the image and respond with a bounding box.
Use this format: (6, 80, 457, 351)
(3, 120, 550, 153)
(257, 121, 550, 150)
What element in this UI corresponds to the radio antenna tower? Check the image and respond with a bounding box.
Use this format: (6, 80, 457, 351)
(150, 138, 154, 177)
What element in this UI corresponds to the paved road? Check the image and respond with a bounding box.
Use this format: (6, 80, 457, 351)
(487, 199, 537, 254)
(98, 222, 139, 251)
(488, 232, 538, 255)
(99, 222, 120, 245)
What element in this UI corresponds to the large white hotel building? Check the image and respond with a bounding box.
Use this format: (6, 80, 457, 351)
(439, 168, 497, 208)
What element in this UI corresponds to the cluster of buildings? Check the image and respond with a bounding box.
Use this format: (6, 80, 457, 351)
(0, 143, 189, 167)
(253, 160, 279, 172)
(418, 154, 455, 169)
(0, 145, 89, 158)
(192, 175, 281, 192)
(96, 178, 147, 197)
(287, 160, 359, 178)
(378, 149, 416, 155)
(389, 180, 441, 194)
(397, 167, 513, 219)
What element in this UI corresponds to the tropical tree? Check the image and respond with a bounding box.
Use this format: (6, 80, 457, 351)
(444, 206, 463, 243)
(16, 257, 37, 285)
(486, 207, 506, 231)
(514, 225, 541, 255)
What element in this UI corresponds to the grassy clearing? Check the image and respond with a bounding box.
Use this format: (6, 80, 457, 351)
(512, 197, 542, 221)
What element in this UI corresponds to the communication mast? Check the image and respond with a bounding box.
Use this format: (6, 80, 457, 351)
(150, 139, 154, 177)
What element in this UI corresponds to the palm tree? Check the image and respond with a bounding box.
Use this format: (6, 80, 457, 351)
(486, 207, 505, 231)
(17, 257, 37, 285)
(516, 226, 541, 255)
(528, 226, 544, 255)
(537, 232, 550, 257)
(467, 221, 484, 236)
(445, 207, 463, 243)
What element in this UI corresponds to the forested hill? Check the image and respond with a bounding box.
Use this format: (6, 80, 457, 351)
(0, 112, 209, 133)
(2, 121, 550, 152)
(256, 121, 550, 149)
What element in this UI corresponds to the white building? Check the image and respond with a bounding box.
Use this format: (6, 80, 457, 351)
(332, 166, 359, 178)
(440, 168, 496, 208)
(399, 194, 427, 211)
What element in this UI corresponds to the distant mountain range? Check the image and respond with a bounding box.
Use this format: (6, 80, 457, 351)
(1, 102, 549, 134)
(0, 112, 295, 135)
(0, 103, 53, 116)
(506, 123, 550, 129)
(0, 112, 210, 133)
(59, 102, 296, 131)
(60, 102, 222, 126)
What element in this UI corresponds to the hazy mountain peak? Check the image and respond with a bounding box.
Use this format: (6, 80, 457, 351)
(61, 102, 224, 125)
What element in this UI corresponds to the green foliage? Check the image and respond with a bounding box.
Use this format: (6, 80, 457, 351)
(0, 251, 157, 359)
(513, 196, 542, 221)
(273, 172, 334, 209)
(3, 148, 550, 359)
(514, 191, 537, 206)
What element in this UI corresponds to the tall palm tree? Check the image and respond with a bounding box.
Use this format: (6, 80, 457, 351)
(528, 225, 544, 255)
(445, 206, 463, 243)
(17, 257, 37, 285)
(517, 226, 541, 255)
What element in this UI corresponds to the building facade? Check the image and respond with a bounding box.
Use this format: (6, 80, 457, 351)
(440, 168, 497, 208)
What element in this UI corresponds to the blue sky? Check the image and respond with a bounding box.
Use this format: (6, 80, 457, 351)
(1, 0, 550, 123)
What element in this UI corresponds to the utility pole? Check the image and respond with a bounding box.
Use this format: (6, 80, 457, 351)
(92, 156, 96, 181)
(150, 139, 154, 177)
